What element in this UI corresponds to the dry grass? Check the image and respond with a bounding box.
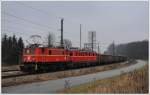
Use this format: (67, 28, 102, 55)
(59, 64, 149, 94)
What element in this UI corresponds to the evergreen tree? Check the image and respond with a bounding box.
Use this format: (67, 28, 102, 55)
(18, 37, 24, 52)
(12, 35, 18, 64)
(17, 37, 24, 63)
(2, 34, 24, 65)
(2, 34, 8, 64)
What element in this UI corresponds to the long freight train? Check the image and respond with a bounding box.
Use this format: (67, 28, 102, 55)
(20, 46, 127, 72)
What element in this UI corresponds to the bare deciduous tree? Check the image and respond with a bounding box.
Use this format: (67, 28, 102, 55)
(63, 39, 72, 49)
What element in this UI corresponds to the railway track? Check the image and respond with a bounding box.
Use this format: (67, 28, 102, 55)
(2, 60, 134, 80)
(2, 61, 130, 79)
(2, 70, 20, 72)
(1, 61, 135, 87)
(2, 71, 29, 79)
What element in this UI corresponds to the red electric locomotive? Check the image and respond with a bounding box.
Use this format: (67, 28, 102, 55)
(23, 48, 69, 63)
(20, 46, 98, 72)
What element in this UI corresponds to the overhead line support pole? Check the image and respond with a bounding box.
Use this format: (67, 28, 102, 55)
(80, 24, 82, 49)
(61, 18, 64, 48)
(91, 32, 93, 51)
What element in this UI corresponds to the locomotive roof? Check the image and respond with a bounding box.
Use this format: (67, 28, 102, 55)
(69, 49, 97, 53)
(24, 47, 97, 53)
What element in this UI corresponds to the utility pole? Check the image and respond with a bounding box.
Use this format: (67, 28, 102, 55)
(98, 43, 100, 54)
(112, 41, 115, 56)
(98, 43, 100, 64)
(88, 31, 96, 52)
(91, 32, 93, 51)
(61, 18, 64, 48)
(80, 24, 82, 49)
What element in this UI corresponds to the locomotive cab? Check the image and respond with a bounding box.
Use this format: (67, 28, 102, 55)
(21, 47, 71, 72)
(23, 48, 35, 62)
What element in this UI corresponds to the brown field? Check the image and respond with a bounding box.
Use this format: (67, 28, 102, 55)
(59, 64, 148, 94)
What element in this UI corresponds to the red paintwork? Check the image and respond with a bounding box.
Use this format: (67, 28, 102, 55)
(23, 47, 97, 63)
(69, 50, 97, 62)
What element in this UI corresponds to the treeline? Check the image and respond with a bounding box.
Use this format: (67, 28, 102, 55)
(105, 40, 148, 60)
(2, 34, 24, 65)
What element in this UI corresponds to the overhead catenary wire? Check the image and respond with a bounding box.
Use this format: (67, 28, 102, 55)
(2, 12, 57, 32)
(2, 29, 30, 36)
(16, 2, 58, 19)
(2, 20, 51, 33)
(4, 2, 98, 36)
(2, 18, 57, 43)
(2, 28, 48, 42)
(2, 28, 42, 35)
(2, 19, 53, 33)
(15, 2, 81, 26)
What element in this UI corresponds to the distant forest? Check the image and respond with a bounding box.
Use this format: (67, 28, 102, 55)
(105, 40, 149, 60)
(2, 34, 24, 65)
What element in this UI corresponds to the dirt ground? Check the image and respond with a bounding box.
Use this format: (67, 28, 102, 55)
(2, 61, 134, 87)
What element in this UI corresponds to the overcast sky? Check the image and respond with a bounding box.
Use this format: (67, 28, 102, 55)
(1, 1, 148, 52)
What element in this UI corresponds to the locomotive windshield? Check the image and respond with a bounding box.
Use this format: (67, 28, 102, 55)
(24, 48, 35, 54)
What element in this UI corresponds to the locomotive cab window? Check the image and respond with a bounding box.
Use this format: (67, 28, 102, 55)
(24, 48, 34, 54)
(84, 53, 85, 56)
(70, 52, 73, 56)
(76, 52, 78, 56)
(49, 50, 51, 55)
(91, 53, 93, 56)
(41, 48, 45, 54)
(26, 49, 30, 54)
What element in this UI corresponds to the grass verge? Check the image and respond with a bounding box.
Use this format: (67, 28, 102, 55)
(59, 64, 149, 94)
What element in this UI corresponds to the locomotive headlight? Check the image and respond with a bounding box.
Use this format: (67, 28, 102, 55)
(27, 56, 31, 60)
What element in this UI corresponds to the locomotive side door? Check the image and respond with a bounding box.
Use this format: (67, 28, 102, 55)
(41, 48, 45, 63)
